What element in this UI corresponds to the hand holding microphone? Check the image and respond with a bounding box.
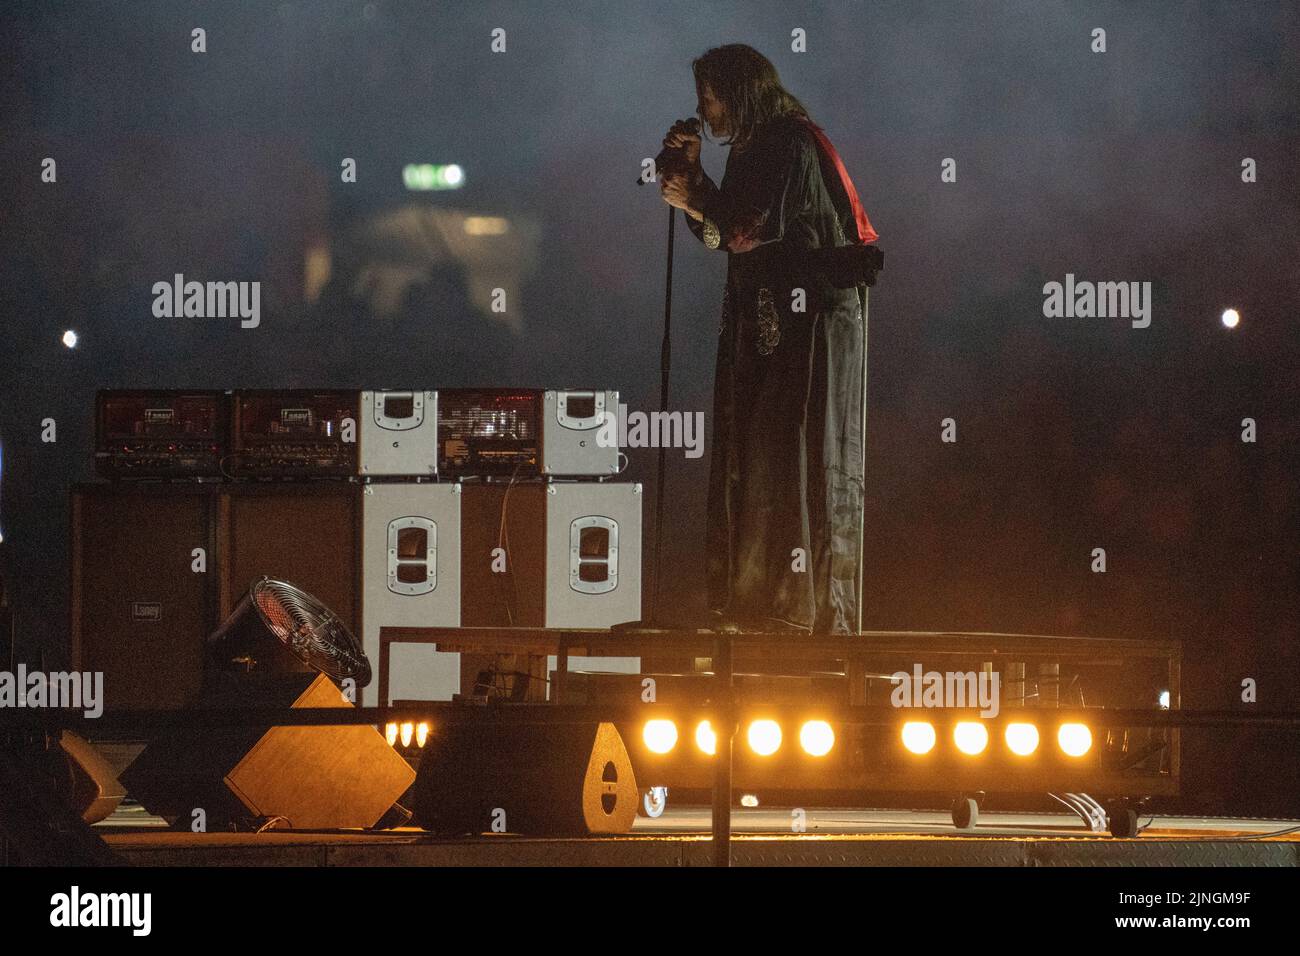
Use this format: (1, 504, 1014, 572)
(661, 117, 702, 167)
(656, 118, 707, 216)
(638, 116, 703, 185)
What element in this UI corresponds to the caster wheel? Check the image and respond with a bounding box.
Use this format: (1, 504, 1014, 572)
(951, 797, 978, 830)
(638, 786, 668, 819)
(1108, 806, 1138, 838)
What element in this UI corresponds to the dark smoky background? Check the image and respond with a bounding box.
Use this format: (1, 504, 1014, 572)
(0, 1, 1296, 814)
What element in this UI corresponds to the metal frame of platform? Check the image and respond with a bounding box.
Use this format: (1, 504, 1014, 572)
(371, 626, 1195, 861)
(17, 629, 1299, 867)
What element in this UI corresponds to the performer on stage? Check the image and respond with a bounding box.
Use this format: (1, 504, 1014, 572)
(660, 44, 879, 635)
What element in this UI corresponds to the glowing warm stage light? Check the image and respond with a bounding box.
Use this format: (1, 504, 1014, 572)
(463, 216, 509, 236)
(62, 330, 78, 348)
(740, 794, 759, 807)
(799, 720, 835, 757)
(1058, 722, 1092, 757)
(642, 719, 678, 754)
(1004, 722, 1040, 756)
(695, 720, 717, 756)
(399, 722, 414, 747)
(747, 720, 782, 756)
(1221, 308, 1240, 328)
(953, 721, 989, 755)
(901, 721, 936, 755)
(416, 722, 430, 748)
(385, 722, 398, 747)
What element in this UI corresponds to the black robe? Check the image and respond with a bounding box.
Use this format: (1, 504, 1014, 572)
(685, 113, 876, 635)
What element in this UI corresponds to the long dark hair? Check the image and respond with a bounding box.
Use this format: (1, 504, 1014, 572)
(692, 44, 810, 151)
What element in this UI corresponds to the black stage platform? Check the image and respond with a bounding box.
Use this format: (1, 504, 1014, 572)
(98, 806, 1299, 867)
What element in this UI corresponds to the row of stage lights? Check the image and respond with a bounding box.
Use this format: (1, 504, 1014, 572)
(386, 721, 431, 749)
(381, 717, 1095, 759)
(643, 718, 832, 757)
(641, 718, 1095, 759)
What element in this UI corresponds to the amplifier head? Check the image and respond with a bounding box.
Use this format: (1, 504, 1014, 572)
(231, 390, 359, 478)
(95, 390, 228, 479)
(437, 388, 541, 477)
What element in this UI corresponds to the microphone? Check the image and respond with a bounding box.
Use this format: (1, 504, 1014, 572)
(638, 117, 701, 185)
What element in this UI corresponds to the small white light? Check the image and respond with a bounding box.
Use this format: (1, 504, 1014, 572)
(62, 330, 78, 348)
(740, 794, 759, 808)
(444, 164, 464, 185)
(1221, 308, 1240, 329)
(1158, 690, 1171, 710)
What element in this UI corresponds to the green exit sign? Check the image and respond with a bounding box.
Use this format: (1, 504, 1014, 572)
(403, 164, 465, 190)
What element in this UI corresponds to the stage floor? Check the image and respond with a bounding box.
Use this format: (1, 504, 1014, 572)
(98, 805, 1300, 866)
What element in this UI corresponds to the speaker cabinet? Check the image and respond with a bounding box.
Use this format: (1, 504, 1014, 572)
(540, 390, 620, 477)
(545, 483, 642, 678)
(359, 390, 438, 477)
(57, 732, 126, 824)
(361, 483, 461, 706)
(71, 482, 216, 710)
(412, 720, 638, 835)
(544, 482, 641, 628)
(121, 672, 415, 830)
(218, 484, 361, 643)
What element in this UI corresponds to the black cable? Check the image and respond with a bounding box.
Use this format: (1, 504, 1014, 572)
(495, 463, 524, 627)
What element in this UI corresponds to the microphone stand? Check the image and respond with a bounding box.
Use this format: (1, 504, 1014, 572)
(649, 205, 676, 627)
(617, 150, 687, 633)
(616, 204, 675, 631)
(856, 285, 867, 636)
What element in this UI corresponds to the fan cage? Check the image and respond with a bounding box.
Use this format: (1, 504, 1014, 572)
(249, 577, 371, 685)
